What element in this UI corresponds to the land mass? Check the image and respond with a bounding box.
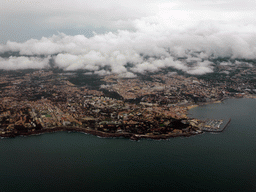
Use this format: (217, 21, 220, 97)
(0, 67, 255, 140)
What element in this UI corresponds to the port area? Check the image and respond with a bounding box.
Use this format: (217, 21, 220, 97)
(199, 118, 231, 132)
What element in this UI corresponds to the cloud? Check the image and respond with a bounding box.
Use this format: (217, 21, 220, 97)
(1, 21, 256, 75)
(118, 72, 137, 78)
(187, 61, 214, 75)
(0, 0, 160, 32)
(1, 0, 256, 75)
(1, 1, 256, 43)
(0, 56, 50, 70)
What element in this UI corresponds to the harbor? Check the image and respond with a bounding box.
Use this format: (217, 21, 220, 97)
(201, 118, 231, 132)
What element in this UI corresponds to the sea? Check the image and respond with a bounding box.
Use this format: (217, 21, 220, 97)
(1, 98, 256, 192)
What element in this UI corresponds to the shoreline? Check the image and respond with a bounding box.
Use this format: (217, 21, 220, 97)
(2, 97, 255, 140)
(186, 95, 256, 111)
(0, 126, 201, 141)
(185, 99, 225, 117)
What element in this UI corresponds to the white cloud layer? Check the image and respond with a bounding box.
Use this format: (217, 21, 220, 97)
(1, 0, 256, 75)
(0, 56, 50, 70)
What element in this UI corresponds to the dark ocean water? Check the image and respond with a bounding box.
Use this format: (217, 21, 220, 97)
(1, 98, 256, 192)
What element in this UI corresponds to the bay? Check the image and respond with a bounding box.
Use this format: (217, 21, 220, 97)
(0, 98, 256, 192)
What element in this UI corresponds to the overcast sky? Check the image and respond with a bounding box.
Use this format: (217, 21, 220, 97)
(1, 0, 256, 75)
(1, 0, 256, 43)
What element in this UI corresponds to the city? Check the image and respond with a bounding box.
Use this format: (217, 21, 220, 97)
(0, 64, 255, 140)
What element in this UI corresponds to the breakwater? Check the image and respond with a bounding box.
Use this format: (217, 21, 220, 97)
(221, 118, 231, 132)
(202, 118, 231, 132)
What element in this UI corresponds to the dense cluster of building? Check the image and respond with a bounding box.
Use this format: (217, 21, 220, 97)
(0, 65, 255, 139)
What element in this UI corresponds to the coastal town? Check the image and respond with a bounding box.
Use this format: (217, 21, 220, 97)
(0, 63, 255, 140)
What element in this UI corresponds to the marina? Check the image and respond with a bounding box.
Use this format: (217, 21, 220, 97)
(201, 118, 231, 132)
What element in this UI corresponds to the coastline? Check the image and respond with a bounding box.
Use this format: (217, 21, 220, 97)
(0, 126, 201, 140)
(2, 96, 255, 140)
(188, 95, 256, 110)
(186, 105, 199, 110)
(185, 99, 224, 116)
